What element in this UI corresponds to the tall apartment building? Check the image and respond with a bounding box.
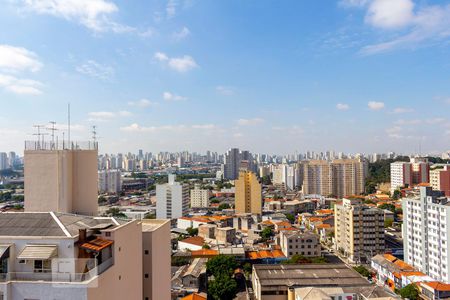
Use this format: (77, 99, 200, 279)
(0, 152, 8, 170)
(403, 186, 450, 283)
(0, 212, 142, 299)
(335, 198, 385, 263)
(222, 148, 255, 180)
(98, 169, 122, 194)
(430, 165, 450, 196)
(235, 171, 262, 214)
(156, 174, 189, 219)
(24, 141, 98, 216)
(391, 158, 430, 193)
(302, 159, 367, 198)
(190, 184, 211, 208)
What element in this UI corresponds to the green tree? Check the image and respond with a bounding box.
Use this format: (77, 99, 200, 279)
(285, 213, 295, 224)
(104, 207, 127, 218)
(143, 213, 156, 219)
(208, 274, 238, 300)
(379, 203, 395, 213)
(392, 189, 401, 200)
(261, 175, 272, 185)
(186, 227, 198, 236)
(202, 244, 211, 249)
(206, 255, 238, 277)
(243, 262, 252, 275)
(353, 265, 371, 278)
(218, 203, 230, 210)
(210, 198, 220, 204)
(384, 219, 394, 228)
(399, 284, 419, 300)
(171, 256, 190, 266)
(260, 227, 273, 240)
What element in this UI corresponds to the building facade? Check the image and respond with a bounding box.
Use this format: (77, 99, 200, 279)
(279, 230, 320, 258)
(190, 184, 211, 208)
(235, 171, 262, 215)
(403, 186, 450, 283)
(334, 198, 385, 263)
(156, 174, 190, 219)
(98, 169, 122, 194)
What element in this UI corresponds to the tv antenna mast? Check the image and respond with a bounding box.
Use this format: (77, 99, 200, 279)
(92, 125, 98, 143)
(32, 124, 46, 149)
(47, 121, 58, 147)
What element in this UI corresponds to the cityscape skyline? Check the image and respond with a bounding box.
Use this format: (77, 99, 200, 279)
(1, 0, 450, 154)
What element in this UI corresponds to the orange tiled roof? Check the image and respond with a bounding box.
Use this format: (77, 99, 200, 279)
(181, 293, 207, 300)
(393, 259, 415, 270)
(383, 254, 398, 262)
(316, 224, 332, 229)
(315, 209, 334, 215)
(81, 238, 113, 252)
(180, 236, 205, 246)
(423, 281, 450, 291)
(246, 249, 285, 259)
(191, 249, 218, 257)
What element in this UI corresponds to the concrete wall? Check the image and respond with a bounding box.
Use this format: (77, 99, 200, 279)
(87, 220, 143, 300)
(142, 220, 171, 300)
(24, 150, 98, 216)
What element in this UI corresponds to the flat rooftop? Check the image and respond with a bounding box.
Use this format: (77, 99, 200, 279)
(141, 219, 170, 232)
(254, 264, 370, 288)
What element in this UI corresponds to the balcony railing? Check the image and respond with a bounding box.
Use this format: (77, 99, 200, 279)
(0, 257, 113, 283)
(24, 140, 98, 151)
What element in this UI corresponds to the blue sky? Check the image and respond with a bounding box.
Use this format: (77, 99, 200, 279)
(0, 0, 449, 155)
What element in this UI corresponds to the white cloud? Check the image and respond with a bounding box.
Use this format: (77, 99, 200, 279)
(0, 45, 43, 73)
(365, 0, 414, 29)
(173, 26, 190, 41)
(120, 123, 216, 133)
(163, 92, 187, 101)
(391, 107, 414, 114)
(154, 52, 198, 72)
(139, 27, 156, 38)
(0, 73, 43, 95)
(336, 103, 350, 110)
(394, 119, 422, 125)
(339, 0, 369, 7)
(20, 0, 134, 33)
(128, 99, 159, 108)
(426, 117, 446, 124)
(359, 2, 450, 55)
(216, 86, 234, 96)
(88, 110, 132, 122)
(76, 60, 114, 80)
(237, 118, 265, 126)
(368, 101, 385, 110)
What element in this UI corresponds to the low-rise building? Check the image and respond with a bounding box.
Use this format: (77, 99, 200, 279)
(190, 185, 211, 208)
(279, 230, 320, 258)
(178, 236, 205, 251)
(215, 227, 236, 244)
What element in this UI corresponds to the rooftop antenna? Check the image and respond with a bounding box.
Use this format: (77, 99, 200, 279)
(92, 125, 97, 143)
(32, 124, 46, 150)
(68, 103, 71, 149)
(47, 121, 58, 147)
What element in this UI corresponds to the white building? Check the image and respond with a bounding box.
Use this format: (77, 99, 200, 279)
(98, 169, 122, 194)
(156, 174, 189, 219)
(279, 230, 320, 258)
(391, 158, 430, 193)
(190, 184, 211, 208)
(403, 186, 450, 283)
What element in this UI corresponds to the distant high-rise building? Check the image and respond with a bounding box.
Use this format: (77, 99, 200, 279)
(98, 169, 122, 193)
(8, 151, 16, 168)
(156, 174, 189, 219)
(302, 159, 367, 198)
(335, 197, 385, 263)
(24, 141, 98, 216)
(235, 171, 262, 214)
(390, 158, 430, 193)
(0, 152, 8, 170)
(223, 148, 241, 180)
(403, 186, 450, 283)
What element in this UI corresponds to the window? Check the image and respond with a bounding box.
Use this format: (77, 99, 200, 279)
(105, 232, 111, 237)
(144, 250, 149, 255)
(34, 260, 51, 273)
(145, 273, 149, 278)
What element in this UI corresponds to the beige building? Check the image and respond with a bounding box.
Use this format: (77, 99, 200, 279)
(215, 227, 236, 244)
(142, 219, 171, 300)
(235, 171, 262, 214)
(0, 212, 142, 300)
(334, 198, 385, 263)
(190, 184, 211, 208)
(279, 230, 320, 258)
(24, 142, 98, 216)
(302, 159, 367, 198)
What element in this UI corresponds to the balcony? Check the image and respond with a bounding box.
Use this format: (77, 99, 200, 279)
(0, 257, 114, 283)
